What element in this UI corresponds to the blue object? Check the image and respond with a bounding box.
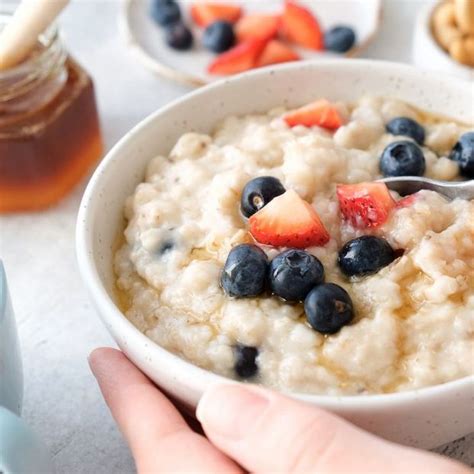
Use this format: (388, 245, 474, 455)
(304, 283, 354, 334)
(338, 236, 396, 277)
(240, 176, 286, 218)
(380, 140, 426, 177)
(0, 261, 23, 415)
(449, 131, 474, 178)
(0, 262, 53, 474)
(165, 22, 194, 51)
(221, 244, 268, 297)
(203, 21, 235, 53)
(150, 0, 181, 26)
(234, 345, 259, 379)
(0, 407, 53, 474)
(386, 117, 426, 145)
(269, 249, 325, 302)
(324, 26, 356, 53)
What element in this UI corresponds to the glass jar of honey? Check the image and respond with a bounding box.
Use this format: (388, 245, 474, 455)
(0, 12, 103, 213)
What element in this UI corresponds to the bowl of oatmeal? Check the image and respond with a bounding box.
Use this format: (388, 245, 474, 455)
(77, 60, 474, 448)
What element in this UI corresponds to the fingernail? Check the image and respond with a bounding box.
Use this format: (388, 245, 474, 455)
(88, 353, 97, 378)
(196, 384, 269, 440)
(88, 348, 104, 376)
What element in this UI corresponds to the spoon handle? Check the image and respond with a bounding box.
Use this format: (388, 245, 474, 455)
(0, 0, 69, 71)
(380, 176, 474, 200)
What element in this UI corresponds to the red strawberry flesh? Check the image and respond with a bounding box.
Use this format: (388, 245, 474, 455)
(191, 3, 242, 28)
(236, 14, 280, 42)
(249, 189, 330, 248)
(257, 40, 300, 67)
(208, 39, 267, 75)
(337, 182, 396, 229)
(280, 0, 323, 50)
(283, 99, 344, 130)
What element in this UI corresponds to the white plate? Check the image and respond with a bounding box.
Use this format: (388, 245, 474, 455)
(120, 0, 382, 86)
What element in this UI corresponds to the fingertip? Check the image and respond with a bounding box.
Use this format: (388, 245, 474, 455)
(88, 347, 126, 377)
(88, 358, 243, 473)
(197, 382, 256, 422)
(197, 383, 271, 440)
(196, 383, 233, 423)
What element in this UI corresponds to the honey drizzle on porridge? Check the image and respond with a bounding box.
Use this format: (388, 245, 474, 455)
(114, 97, 474, 395)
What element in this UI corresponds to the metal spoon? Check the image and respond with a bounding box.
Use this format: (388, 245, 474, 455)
(379, 176, 474, 200)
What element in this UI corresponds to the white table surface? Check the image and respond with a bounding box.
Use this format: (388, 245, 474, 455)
(0, 0, 473, 472)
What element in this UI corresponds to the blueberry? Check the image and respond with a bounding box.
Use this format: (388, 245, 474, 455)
(234, 345, 258, 378)
(150, 0, 181, 26)
(241, 177, 286, 218)
(380, 140, 426, 177)
(338, 236, 396, 277)
(269, 249, 325, 302)
(203, 20, 235, 53)
(304, 283, 354, 334)
(449, 131, 474, 178)
(165, 22, 193, 50)
(221, 244, 268, 297)
(159, 240, 174, 255)
(386, 117, 425, 145)
(324, 26, 356, 53)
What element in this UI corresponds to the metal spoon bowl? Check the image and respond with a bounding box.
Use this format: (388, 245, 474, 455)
(379, 176, 474, 200)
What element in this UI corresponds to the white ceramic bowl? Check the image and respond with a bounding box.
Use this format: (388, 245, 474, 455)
(76, 59, 474, 449)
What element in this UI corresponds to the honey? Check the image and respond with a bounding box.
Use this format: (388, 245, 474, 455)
(0, 17, 102, 212)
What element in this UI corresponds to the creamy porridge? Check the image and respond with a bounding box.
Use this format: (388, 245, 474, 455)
(115, 96, 474, 395)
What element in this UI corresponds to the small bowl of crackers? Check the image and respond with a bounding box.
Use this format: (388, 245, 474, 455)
(413, 0, 474, 80)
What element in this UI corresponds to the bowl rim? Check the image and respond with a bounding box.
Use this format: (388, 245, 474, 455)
(76, 58, 474, 407)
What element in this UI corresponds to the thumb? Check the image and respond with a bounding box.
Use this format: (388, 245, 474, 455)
(197, 384, 469, 474)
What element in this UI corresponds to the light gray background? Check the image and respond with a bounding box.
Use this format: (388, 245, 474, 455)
(0, 0, 472, 472)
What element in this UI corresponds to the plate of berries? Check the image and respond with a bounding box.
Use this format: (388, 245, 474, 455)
(120, 0, 382, 86)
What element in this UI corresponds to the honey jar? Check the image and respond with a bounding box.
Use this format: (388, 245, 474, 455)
(0, 12, 103, 212)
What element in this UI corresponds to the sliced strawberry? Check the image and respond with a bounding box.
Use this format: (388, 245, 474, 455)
(336, 182, 396, 229)
(280, 0, 323, 50)
(283, 99, 344, 130)
(208, 39, 267, 75)
(257, 40, 300, 67)
(235, 14, 280, 42)
(249, 189, 330, 248)
(190, 3, 242, 28)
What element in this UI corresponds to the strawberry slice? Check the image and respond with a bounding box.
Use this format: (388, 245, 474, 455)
(257, 40, 300, 67)
(336, 182, 396, 229)
(280, 0, 323, 50)
(283, 99, 344, 130)
(235, 14, 280, 42)
(249, 189, 330, 248)
(208, 39, 267, 75)
(190, 3, 242, 28)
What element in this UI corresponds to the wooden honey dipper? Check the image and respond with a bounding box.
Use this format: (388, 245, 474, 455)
(0, 0, 69, 71)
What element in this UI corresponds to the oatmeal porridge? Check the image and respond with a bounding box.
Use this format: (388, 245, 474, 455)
(115, 96, 474, 395)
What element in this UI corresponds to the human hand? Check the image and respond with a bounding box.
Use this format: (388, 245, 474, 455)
(89, 348, 470, 473)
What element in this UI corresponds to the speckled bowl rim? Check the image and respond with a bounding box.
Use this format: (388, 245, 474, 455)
(77, 59, 474, 409)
